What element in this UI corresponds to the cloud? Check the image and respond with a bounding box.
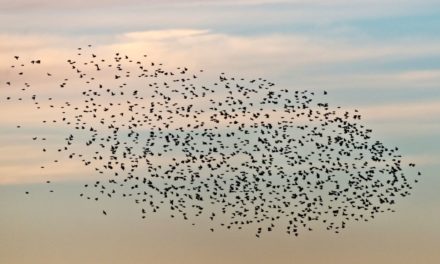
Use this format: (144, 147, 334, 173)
(1, 28, 439, 185)
(0, 0, 148, 11)
(1, 0, 438, 11)
(0, 162, 94, 185)
(1, 29, 439, 104)
(109, 29, 440, 76)
(396, 70, 440, 82)
(123, 29, 211, 41)
(1, 0, 439, 39)
(1, 28, 440, 109)
(0, 143, 95, 185)
(360, 101, 440, 122)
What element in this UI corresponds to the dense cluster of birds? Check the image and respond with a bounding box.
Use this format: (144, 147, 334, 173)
(1, 46, 421, 237)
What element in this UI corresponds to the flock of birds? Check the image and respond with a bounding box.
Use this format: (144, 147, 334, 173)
(1, 45, 421, 237)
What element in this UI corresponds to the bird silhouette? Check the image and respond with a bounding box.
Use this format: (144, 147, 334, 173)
(2, 48, 422, 238)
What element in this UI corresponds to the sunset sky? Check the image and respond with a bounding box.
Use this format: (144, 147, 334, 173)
(1, 1, 439, 263)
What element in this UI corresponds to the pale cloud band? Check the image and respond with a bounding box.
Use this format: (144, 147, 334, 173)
(0, 0, 440, 186)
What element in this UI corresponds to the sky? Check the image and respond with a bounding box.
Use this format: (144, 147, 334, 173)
(0, 0, 440, 263)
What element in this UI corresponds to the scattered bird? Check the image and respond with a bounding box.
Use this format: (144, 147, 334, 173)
(2, 46, 421, 237)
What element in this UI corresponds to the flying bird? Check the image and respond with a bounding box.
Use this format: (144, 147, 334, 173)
(3, 46, 421, 238)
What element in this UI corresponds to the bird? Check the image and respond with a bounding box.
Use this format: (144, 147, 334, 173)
(4, 45, 421, 238)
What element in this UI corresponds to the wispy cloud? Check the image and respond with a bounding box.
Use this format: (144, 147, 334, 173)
(1, 27, 439, 185)
(0, 143, 96, 185)
(1, 0, 438, 10)
(357, 101, 440, 122)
